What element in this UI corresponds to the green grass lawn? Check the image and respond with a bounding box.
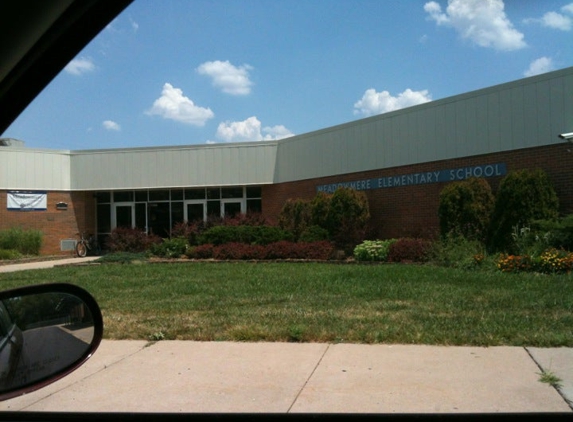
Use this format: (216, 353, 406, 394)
(1, 262, 571, 346)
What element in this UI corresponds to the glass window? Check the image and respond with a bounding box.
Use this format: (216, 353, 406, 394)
(246, 186, 262, 198)
(96, 192, 111, 203)
(171, 202, 184, 228)
(113, 191, 133, 202)
(207, 200, 221, 218)
(247, 199, 262, 214)
(148, 202, 170, 237)
(185, 188, 205, 200)
(135, 190, 148, 202)
(135, 203, 147, 231)
(222, 187, 244, 199)
(207, 188, 220, 199)
(96, 204, 111, 233)
(171, 189, 183, 200)
(149, 190, 170, 201)
(187, 203, 205, 222)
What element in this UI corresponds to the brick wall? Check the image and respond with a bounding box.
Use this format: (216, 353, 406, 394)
(263, 144, 573, 240)
(0, 191, 96, 255)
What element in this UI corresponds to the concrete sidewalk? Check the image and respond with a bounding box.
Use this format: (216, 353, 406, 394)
(0, 256, 100, 273)
(1, 341, 572, 413)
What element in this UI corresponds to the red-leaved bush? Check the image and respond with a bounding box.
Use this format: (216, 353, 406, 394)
(264, 241, 334, 260)
(387, 238, 432, 263)
(192, 243, 215, 259)
(189, 241, 334, 261)
(106, 227, 161, 253)
(212, 243, 265, 260)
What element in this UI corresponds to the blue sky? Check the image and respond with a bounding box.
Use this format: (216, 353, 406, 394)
(4, 0, 573, 150)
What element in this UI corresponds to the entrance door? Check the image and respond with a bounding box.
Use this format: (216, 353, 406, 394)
(114, 204, 134, 229)
(185, 201, 205, 223)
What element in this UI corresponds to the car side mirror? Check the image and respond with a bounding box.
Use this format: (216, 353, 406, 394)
(0, 283, 102, 401)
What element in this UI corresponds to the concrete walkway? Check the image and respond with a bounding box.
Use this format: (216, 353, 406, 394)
(0, 341, 571, 413)
(0, 258, 571, 413)
(0, 256, 100, 273)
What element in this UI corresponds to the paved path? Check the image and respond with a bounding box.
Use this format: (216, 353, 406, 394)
(1, 341, 571, 413)
(0, 256, 99, 273)
(0, 258, 571, 413)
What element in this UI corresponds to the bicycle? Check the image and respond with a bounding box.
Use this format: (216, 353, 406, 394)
(75, 232, 101, 257)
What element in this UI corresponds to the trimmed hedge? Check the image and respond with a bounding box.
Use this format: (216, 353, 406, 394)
(187, 241, 335, 261)
(197, 225, 293, 246)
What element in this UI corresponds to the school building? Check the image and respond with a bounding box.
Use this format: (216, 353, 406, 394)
(1, 67, 572, 255)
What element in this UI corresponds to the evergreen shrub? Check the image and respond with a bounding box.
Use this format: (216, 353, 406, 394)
(438, 177, 494, 241)
(488, 169, 559, 253)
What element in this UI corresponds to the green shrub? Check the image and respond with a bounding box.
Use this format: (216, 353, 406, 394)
(326, 187, 370, 252)
(279, 187, 370, 251)
(150, 237, 189, 258)
(438, 177, 494, 242)
(310, 192, 331, 229)
(531, 214, 573, 251)
(198, 225, 293, 246)
(278, 198, 312, 241)
(430, 234, 485, 269)
(0, 227, 43, 255)
(299, 225, 330, 242)
(488, 169, 559, 253)
(0, 249, 22, 260)
(353, 239, 396, 262)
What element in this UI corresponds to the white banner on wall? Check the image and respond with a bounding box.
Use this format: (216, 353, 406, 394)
(7, 191, 47, 211)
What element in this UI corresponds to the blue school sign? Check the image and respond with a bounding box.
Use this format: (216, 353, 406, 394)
(316, 163, 507, 193)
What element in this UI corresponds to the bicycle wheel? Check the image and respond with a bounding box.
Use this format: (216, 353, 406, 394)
(76, 241, 87, 257)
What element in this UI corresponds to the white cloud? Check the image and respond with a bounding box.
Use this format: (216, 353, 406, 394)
(103, 120, 121, 131)
(353, 88, 432, 117)
(130, 17, 139, 32)
(262, 125, 294, 141)
(424, 0, 526, 51)
(542, 11, 571, 30)
(524, 57, 554, 77)
(215, 117, 293, 142)
(197, 60, 253, 95)
(524, 4, 573, 31)
(64, 57, 96, 75)
(146, 83, 214, 126)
